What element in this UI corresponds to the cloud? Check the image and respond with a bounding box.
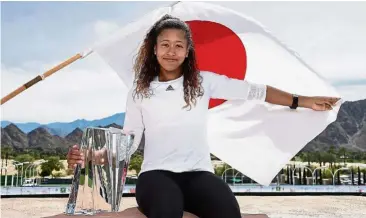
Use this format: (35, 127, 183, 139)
(1, 54, 129, 123)
(2, 1, 365, 123)
(336, 85, 366, 102)
(309, 53, 366, 81)
(2, 54, 363, 124)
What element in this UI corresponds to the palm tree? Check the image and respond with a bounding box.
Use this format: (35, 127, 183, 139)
(1, 146, 13, 176)
(328, 145, 335, 154)
(323, 152, 336, 170)
(300, 152, 312, 166)
(338, 147, 348, 166)
(1, 146, 13, 160)
(328, 146, 336, 167)
(358, 167, 361, 186)
(314, 151, 323, 166)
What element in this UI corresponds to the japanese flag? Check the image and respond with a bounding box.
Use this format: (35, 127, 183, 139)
(93, 1, 342, 186)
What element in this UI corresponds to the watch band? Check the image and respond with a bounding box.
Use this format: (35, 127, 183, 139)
(290, 94, 299, 109)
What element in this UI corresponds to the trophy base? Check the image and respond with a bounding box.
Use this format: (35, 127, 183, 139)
(65, 202, 109, 216)
(45, 207, 269, 218)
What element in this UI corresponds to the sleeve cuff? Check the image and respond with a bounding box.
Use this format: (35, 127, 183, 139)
(248, 83, 267, 101)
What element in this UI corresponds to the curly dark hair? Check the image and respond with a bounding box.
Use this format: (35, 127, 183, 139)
(133, 14, 204, 109)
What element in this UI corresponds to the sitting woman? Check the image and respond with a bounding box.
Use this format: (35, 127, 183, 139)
(67, 14, 339, 218)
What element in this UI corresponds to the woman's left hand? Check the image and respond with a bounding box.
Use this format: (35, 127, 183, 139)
(302, 96, 341, 111)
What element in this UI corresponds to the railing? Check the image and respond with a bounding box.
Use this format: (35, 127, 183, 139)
(2, 184, 365, 197)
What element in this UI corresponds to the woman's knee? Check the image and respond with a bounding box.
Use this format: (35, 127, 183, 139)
(185, 172, 241, 218)
(135, 170, 184, 218)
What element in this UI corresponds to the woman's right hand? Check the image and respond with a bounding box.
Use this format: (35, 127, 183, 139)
(67, 145, 84, 169)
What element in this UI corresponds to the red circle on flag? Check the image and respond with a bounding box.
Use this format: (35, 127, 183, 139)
(186, 20, 247, 109)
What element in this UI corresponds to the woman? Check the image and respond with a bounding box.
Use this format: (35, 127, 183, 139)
(67, 14, 340, 218)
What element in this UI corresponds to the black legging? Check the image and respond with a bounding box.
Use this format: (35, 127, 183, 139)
(136, 170, 242, 218)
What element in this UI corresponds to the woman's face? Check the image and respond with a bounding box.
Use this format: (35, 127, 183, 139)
(155, 28, 188, 73)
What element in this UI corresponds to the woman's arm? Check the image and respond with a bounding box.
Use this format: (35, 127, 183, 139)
(203, 71, 340, 111)
(123, 86, 145, 154)
(265, 85, 340, 111)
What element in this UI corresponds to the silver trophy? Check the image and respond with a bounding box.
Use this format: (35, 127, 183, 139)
(65, 127, 136, 215)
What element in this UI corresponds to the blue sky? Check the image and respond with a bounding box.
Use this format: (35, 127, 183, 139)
(1, 1, 170, 66)
(1, 1, 366, 123)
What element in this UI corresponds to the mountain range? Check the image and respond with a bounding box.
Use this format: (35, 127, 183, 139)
(304, 99, 366, 152)
(1, 99, 365, 154)
(1, 113, 125, 137)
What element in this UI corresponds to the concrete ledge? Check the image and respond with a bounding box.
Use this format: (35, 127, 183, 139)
(44, 207, 268, 218)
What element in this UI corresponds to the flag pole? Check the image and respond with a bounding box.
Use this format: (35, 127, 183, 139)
(1, 50, 93, 105)
(1, 1, 181, 106)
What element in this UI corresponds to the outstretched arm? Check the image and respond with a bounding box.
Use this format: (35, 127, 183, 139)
(203, 71, 340, 111)
(265, 85, 340, 111)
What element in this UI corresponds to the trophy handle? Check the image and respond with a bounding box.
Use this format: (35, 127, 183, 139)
(65, 163, 82, 214)
(65, 129, 90, 215)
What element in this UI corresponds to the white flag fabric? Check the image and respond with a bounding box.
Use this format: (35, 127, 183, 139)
(93, 1, 342, 186)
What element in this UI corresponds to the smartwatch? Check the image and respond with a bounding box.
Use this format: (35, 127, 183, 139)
(290, 94, 299, 109)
